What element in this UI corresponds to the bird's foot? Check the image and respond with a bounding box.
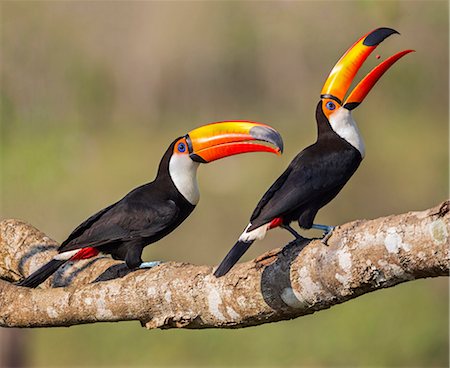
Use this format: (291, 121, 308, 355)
(139, 261, 162, 269)
(311, 224, 335, 245)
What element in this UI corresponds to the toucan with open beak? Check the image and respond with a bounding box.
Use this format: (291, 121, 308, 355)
(18, 121, 283, 288)
(214, 27, 413, 277)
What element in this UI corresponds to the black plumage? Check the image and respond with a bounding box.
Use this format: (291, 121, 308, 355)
(19, 139, 194, 287)
(61, 138, 195, 267)
(214, 103, 362, 277)
(249, 102, 361, 231)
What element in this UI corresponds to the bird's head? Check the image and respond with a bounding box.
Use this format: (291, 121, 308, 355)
(318, 27, 414, 139)
(165, 121, 283, 204)
(174, 120, 283, 164)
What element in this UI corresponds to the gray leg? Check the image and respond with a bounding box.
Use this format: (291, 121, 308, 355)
(311, 224, 335, 244)
(281, 224, 304, 240)
(139, 261, 162, 269)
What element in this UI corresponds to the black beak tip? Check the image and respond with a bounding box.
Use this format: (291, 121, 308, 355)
(343, 102, 360, 111)
(249, 126, 284, 153)
(189, 153, 207, 163)
(363, 27, 399, 47)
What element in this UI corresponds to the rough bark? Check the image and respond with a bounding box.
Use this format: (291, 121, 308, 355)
(0, 201, 448, 329)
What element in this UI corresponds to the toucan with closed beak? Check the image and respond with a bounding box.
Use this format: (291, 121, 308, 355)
(214, 27, 413, 277)
(18, 121, 283, 288)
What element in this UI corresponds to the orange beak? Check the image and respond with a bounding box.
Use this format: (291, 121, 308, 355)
(321, 27, 414, 110)
(186, 121, 283, 163)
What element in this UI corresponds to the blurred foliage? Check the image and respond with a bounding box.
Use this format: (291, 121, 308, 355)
(1, 1, 448, 367)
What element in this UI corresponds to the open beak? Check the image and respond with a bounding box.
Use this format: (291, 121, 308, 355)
(321, 27, 414, 110)
(186, 121, 284, 163)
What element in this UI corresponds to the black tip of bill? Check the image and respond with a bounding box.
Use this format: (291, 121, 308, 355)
(249, 126, 284, 154)
(363, 27, 399, 47)
(343, 102, 360, 111)
(189, 153, 208, 163)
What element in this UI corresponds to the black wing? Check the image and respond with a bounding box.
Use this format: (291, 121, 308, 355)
(249, 166, 292, 221)
(249, 147, 360, 230)
(60, 201, 119, 248)
(59, 197, 179, 252)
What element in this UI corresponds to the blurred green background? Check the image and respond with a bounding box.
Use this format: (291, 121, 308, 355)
(1, 1, 448, 367)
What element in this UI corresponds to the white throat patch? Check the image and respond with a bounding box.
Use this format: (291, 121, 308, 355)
(169, 154, 200, 205)
(329, 107, 365, 158)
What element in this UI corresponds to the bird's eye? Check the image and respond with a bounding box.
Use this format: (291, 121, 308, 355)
(326, 101, 336, 111)
(178, 142, 186, 152)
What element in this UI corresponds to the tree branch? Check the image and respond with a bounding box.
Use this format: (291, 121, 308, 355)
(0, 201, 448, 329)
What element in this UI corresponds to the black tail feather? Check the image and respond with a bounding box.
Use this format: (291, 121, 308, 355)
(17, 259, 67, 288)
(214, 240, 254, 277)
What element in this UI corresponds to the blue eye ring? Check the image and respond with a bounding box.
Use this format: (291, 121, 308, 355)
(178, 142, 186, 152)
(326, 101, 336, 111)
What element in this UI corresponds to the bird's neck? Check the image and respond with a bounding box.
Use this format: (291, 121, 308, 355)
(316, 104, 365, 158)
(328, 108, 365, 158)
(168, 154, 200, 205)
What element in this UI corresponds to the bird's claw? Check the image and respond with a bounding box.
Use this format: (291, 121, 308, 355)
(139, 261, 162, 269)
(311, 224, 335, 245)
(321, 226, 335, 245)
